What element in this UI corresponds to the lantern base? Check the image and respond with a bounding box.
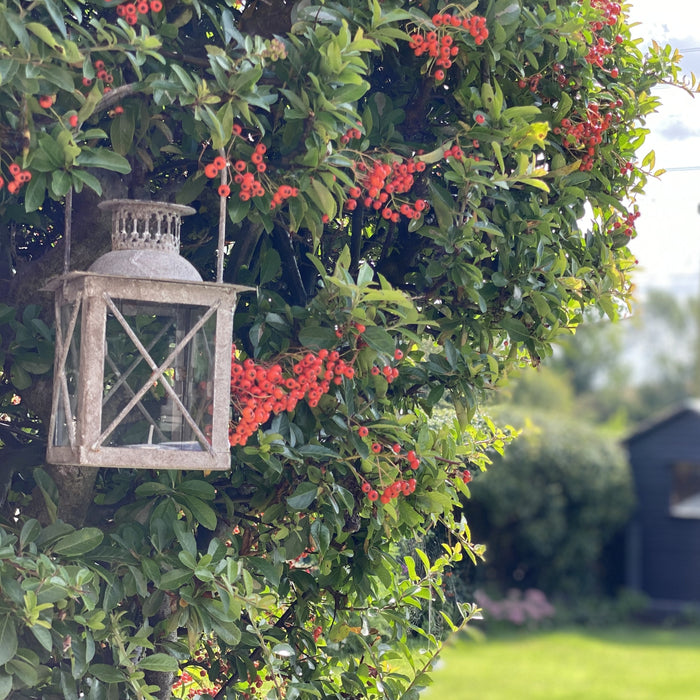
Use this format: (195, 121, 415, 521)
(47, 443, 231, 471)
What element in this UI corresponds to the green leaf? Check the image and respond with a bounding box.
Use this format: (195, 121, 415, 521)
(181, 495, 218, 530)
(137, 654, 178, 672)
(501, 317, 532, 343)
(26, 22, 60, 48)
(310, 179, 337, 218)
(20, 519, 41, 548)
(24, 173, 47, 213)
(287, 482, 319, 510)
(248, 556, 281, 587)
(72, 169, 102, 196)
(110, 111, 136, 156)
(175, 174, 207, 205)
(30, 624, 53, 652)
(52, 527, 104, 556)
(43, 0, 68, 37)
(10, 363, 31, 390)
(0, 673, 12, 700)
(297, 325, 337, 349)
(360, 326, 395, 355)
(178, 479, 215, 500)
(76, 149, 131, 174)
(51, 170, 72, 198)
(0, 616, 18, 666)
(297, 444, 339, 460)
(88, 664, 127, 684)
(158, 568, 193, 591)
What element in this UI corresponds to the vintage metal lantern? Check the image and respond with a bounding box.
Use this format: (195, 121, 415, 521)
(45, 198, 249, 471)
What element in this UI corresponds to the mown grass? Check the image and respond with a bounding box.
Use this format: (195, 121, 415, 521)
(420, 626, 700, 699)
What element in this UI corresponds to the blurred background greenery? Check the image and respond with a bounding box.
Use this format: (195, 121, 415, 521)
(416, 289, 700, 697)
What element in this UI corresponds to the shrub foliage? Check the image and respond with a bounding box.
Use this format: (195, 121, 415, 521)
(0, 0, 691, 698)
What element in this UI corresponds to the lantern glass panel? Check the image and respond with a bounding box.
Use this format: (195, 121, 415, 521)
(53, 298, 82, 448)
(99, 298, 215, 452)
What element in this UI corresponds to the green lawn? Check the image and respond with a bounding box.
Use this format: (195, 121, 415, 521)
(420, 626, 700, 699)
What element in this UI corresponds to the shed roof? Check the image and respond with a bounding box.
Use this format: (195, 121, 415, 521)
(624, 399, 700, 445)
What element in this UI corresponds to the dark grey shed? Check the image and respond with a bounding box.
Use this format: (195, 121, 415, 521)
(624, 400, 700, 610)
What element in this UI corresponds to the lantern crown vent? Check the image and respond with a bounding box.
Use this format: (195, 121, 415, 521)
(89, 199, 200, 282)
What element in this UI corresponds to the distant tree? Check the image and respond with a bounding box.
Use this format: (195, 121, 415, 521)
(467, 410, 634, 599)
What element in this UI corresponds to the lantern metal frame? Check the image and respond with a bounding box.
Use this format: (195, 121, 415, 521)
(45, 192, 251, 471)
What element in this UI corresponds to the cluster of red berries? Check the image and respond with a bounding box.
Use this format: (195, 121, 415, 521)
(362, 476, 417, 504)
(204, 143, 270, 201)
(619, 160, 634, 176)
(590, 0, 622, 27)
(229, 347, 356, 446)
(370, 363, 400, 383)
(0, 163, 32, 195)
(608, 208, 640, 237)
(81, 58, 115, 88)
(409, 32, 460, 81)
(585, 35, 614, 69)
(346, 157, 427, 222)
(555, 102, 621, 171)
(358, 435, 420, 503)
(172, 669, 221, 698)
(111, 0, 163, 25)
(340, 125, 363, 145)
(408, 13, 488, 81)
(433, 12, 489, 44)
(584, 0, 623, 74)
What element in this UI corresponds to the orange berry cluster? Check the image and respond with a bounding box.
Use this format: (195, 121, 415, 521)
(590, 0, 622, 28)
(81, 58, 114, 88)
(358, 435, 420, 504)
(202, 136, 299, 205)
(111, 0, 163, 25)
(0, 163, 32, 195)
(556, 103, 620, 171)
(340, 125, 363, 145)
(409, 13, 488, 81)
(583, 2, 622, 77)
(346, 157, 427, 222)
(229, 347, 356, 446)
(204, 145, 267, 201)
(608, 208, 640, 238)
(371, 362, 400, 383)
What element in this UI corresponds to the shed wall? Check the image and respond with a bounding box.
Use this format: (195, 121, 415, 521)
(627, 410, 700, 602)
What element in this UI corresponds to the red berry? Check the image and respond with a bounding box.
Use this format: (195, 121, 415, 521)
(394, 349, 404, 360)
(371, 443, 381, 454)
(358, 426, 369, 437)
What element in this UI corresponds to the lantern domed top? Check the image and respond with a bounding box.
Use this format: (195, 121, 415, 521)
(89, 199, 201, 281)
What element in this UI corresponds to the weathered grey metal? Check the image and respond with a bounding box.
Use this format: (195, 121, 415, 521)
(45, 271, 251, 471)
(89, 200, 201, 281)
